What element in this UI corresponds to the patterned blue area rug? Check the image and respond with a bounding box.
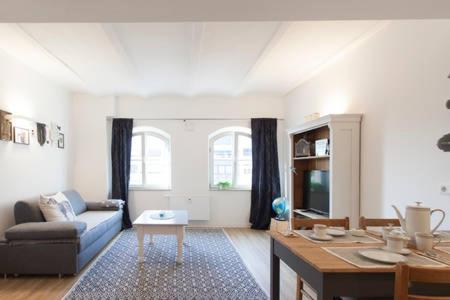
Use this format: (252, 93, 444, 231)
(65, 228, 267, 299)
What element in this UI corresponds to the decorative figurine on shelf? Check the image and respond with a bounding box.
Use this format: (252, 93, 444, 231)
(295, 137, 311, 157)
(272, 197, 288, 221)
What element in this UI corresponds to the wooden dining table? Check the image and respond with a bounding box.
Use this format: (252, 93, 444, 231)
(269, 230, 450, 300)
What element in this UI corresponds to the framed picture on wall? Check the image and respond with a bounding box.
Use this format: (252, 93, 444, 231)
(58, 133, 65, 149)
(0, 110, 12, 141)
(14, 127, 30, 145)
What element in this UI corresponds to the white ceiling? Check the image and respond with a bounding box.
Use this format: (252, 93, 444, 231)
(0, 21, 384, 96)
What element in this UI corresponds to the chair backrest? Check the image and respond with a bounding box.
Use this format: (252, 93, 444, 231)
(395, 262, 450, 300)
(292, 217, 350, 230)
(359, 217, 400, 230)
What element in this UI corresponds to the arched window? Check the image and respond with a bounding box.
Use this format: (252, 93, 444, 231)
(209, 127, 252, 190)
(130, 127, 171, 190)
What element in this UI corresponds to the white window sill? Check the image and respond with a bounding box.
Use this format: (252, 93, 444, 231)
(209, 188, 251, 192)
(130, 187, 172, 191)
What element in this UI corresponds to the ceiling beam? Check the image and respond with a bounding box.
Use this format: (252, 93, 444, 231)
(187, 22, 205, 96)
(236, 22, 291, 94)
(13, 23, 89, 90)
(1, 0, 450, 22)
(101, 23, 140, 80)
(284, 21, 391, 96)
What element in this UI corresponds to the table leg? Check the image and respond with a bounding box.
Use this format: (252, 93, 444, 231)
(270, 237, 280, 300)
(149, 234, 154, 244)
(176, 226, 185, 264)
(137, 227, 145, 263)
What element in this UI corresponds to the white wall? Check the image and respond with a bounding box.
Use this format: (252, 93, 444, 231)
(71, 94, 285, 227)
(285, 20, 450, 228)
(0, 50, 71, 235)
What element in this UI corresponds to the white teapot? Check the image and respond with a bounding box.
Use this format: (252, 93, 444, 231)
(392, 202, 446, 239)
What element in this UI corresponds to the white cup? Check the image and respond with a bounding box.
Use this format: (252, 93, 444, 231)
(381, 224, 395, 240)
(415, 232, 440, 252)
(313, 224, 328, 237)
(386, 235, 405, 252)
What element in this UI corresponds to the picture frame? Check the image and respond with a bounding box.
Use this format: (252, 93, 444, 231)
(58, 133, 65, 149)
(14, 127, 30, 145)
(295, 138, 311, 157)
(0, 110, 12, 141)
(315, 138, 329, 156)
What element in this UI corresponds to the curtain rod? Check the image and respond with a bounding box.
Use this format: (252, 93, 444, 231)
(107, 117, 284, 121)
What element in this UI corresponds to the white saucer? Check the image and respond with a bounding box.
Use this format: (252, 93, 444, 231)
(359, 249, 407, 264)
(381, 246, 412, 255)
(327, 228, 346, 237)
(310, 233, 333, 241)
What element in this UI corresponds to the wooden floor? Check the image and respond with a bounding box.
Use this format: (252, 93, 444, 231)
(0, 228, 296, 300)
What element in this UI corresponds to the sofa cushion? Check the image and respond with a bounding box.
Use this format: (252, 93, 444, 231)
(5, 221, 87, 240)
(39, 193, 77, 222)
(77, 211, 122, 252)
(86, 200, 124, 211)
(63, 190, 88, 215)
(14, 200, 45, 224)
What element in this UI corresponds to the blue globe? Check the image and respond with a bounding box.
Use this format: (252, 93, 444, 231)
(272, 197, 287, 220)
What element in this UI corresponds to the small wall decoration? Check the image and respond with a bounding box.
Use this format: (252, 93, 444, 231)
(0, 110, 12, 141)
(58, 133, 65, 149)
(295, 138, 311, 157)
(49, 122, 60, 145)
(437, 74, 450, 152)
(14, 127, 30, 145)
(36, 123, 47, 146)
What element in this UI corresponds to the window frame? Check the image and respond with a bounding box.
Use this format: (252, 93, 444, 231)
(130, 129, 172, 191)
(209, 130, 252, 191)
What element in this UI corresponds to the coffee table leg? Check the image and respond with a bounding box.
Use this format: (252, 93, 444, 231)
(137, 227, 145, 263)
(176, 226, 185, 264)
(149, 234, 154, 244)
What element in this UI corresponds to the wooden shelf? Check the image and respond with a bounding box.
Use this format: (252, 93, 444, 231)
(288, 114, 362, 227)
(293, 209, 328, 219)
(293, 155, 330, 160)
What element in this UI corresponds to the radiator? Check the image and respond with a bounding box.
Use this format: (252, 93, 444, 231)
(164, 195, 210, 221)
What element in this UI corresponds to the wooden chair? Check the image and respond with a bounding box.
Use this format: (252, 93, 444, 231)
(359, 216, 400, 230)
(292, 217, 350, 300)
(292, 217, 350, 230)
(395, 262, 450, 300)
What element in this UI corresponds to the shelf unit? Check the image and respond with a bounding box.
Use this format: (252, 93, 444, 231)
(287, 114, 362, 227)
(293, 155, 330, 160)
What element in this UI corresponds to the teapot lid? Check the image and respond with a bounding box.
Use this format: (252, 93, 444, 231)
(406, 201, 429, 210)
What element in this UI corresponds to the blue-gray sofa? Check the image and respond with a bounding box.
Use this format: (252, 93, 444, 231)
(0, 190, 123, 276)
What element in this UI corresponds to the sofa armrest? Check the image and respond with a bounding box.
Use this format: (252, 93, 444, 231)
(5, 221, 87, 241)
(86, 200, 124, 211)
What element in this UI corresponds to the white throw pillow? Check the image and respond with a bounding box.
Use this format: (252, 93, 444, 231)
(39, 192, 76, 222)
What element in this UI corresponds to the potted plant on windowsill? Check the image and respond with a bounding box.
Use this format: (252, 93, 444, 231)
(217, 181, 231, 190)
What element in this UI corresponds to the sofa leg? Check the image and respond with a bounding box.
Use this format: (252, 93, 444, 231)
(3, 274, 6, 279)
(58, 273, 62, 279)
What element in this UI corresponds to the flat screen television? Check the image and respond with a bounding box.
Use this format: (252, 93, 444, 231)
(303, 170, 330, 215)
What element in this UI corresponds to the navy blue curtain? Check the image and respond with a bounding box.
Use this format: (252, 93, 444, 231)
(250, 118, 281, 229)
(111, 118, 134, 229)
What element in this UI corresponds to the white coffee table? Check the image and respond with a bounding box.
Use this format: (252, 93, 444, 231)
(133, 210, 188, 264)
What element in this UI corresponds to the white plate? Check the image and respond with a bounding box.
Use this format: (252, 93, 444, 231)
(381, 246, 412, 255)
(350, 229, 366, 237)
(359, 249, 407, 264)
(327, 228, 346, 237)
(310, 233, 333, 241)
(149, 211, 175, 220)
